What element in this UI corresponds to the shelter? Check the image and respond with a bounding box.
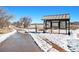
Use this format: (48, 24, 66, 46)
(42, 14, 70, 35)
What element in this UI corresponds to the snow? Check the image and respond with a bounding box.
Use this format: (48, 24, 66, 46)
(16, 28, 79, 52)
(29, 29, 79, 52)
(46, 29, 73, 34)
(0, 29, 17, 43)
(71, 29, 79, 39)
(0, 28, 79, 52)
(30, 33, 71, 52)
(67, 39, 79, 52)
(24, 29, 36, 32)
(30, 33, 59, 52)
(37, 33, 70, 51)
(67, 29, 79, 52)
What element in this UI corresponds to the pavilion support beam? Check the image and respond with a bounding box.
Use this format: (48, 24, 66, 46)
(68, 20, 70, 35)
(35, 24, 37, 33)
(58, 21, 60, 34)
(65, 21, 67, 35)
(45, 20, 47, 33)
(50, 21, 52, 33)
(43, 20, 46, 33)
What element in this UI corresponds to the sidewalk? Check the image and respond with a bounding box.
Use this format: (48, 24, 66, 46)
(0, 32, 42, 52)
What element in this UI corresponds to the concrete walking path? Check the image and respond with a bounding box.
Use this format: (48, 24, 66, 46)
(0, 32, 42, 52)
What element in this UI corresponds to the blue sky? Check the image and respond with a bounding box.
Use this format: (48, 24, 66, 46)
(0, 6, 79, 23)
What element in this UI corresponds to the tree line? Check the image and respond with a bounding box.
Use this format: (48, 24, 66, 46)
(0, 8, 32, 29)
(13, 16, 32, 28)
(0, 8, 13, 28)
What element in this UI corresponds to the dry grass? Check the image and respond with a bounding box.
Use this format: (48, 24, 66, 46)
(70, 25, 79, 30)
(0, 25, 15, 34)
(0, 27, 10, 34)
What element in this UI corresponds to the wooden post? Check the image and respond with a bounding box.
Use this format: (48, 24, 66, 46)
(50, 21, 52, 33)
(43, 20, 46, 33)
(68, 20, 70, 35)
(65, 21, 67, 35)
(58, 21, 60, 34)
(35, 24, 37, 33)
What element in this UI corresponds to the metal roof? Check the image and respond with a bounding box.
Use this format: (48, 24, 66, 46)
(42, 14, 70, 20)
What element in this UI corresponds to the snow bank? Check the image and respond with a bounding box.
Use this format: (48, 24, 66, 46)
(46, 29, 73, 34)
(67, 29, 79, 52)
(0, 29, 17, 43)
(30, 33, 59, 52)
(29, 29, 79, 52)
(67, 39, 79, 52)
(71, 29, 79, 39)
(24, 29, 35, 32)
(38, 33, 70, 51)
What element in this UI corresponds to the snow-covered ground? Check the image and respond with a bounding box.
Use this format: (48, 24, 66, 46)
(30, 33, 70, 52)
(46, 29, 73, 34)
(29, 29, 79, 52)
(67, 29, 79, 52)
(67, 39, 79, 52)
(38, 33, 70, 51)
(0, 29, 17, 43)
(30, 33, 59, 52)
(24, 29, 36, 32)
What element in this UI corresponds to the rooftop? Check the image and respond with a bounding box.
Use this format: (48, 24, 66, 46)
(42, 14, 70, 21)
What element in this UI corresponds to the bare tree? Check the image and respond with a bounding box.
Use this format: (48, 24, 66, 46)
(13, 21, 22, 28)
(0, 8, 13, 28)
(20, 16, 32, 28)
